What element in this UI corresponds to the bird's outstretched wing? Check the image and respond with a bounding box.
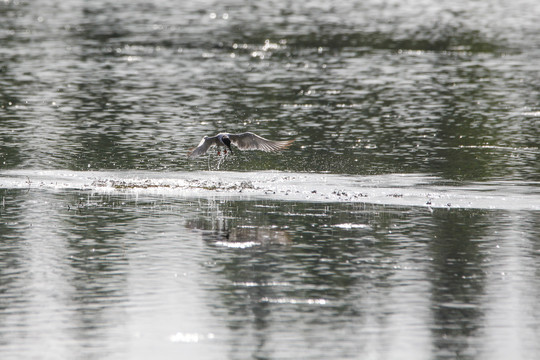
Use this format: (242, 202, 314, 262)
(187, 136, 218, 158)
(228, 132, 294, 152)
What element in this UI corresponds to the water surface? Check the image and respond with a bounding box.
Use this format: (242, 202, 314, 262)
(1, 0, 539, 359)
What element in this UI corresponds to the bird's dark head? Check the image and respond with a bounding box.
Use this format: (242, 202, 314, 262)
(222, 136, 232, 152)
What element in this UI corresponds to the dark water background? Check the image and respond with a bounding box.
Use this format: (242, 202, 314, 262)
(1, 0, 539, 359)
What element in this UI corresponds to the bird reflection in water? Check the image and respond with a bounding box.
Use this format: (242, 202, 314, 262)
(220, 226, 291, 247)
(185, 220, 291, 247)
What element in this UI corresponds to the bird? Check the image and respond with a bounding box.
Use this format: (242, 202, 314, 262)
(187, 132, 294, 158)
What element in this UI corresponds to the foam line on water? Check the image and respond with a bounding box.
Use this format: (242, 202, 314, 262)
(0, 170, 539, 211)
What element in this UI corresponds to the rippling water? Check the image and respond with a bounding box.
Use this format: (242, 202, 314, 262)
(1, 0, 539, 359)
(2, 0, 539, 179)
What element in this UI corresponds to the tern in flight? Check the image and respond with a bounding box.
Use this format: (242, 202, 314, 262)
(187, 132, 294, 158)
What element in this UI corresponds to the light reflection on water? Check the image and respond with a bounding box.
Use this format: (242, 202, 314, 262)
(0, 0, 538, 180)
(0, 189, 538, 359)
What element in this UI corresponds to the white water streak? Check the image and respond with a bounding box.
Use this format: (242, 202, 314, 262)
(1, 170, 539, 211)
